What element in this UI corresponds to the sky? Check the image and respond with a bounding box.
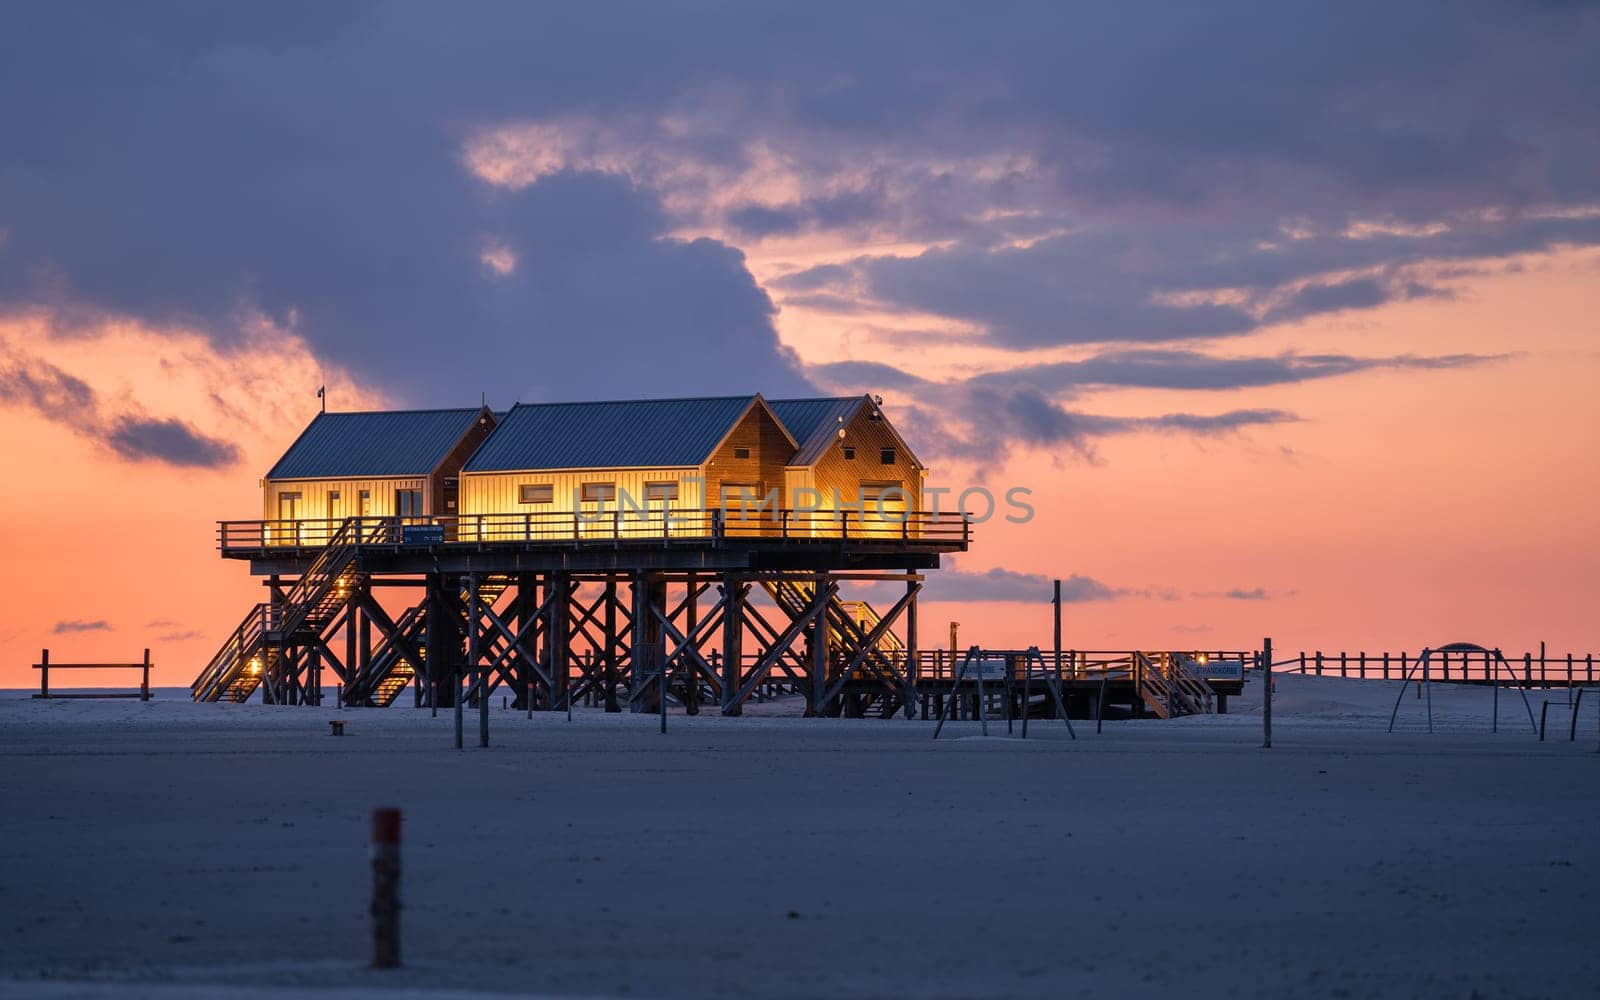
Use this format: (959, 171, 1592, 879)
(1, 2, 1596, 687)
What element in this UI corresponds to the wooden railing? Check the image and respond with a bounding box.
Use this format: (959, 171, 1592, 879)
(218, 509, 972, 551)
(1270, 648, 1599, 688)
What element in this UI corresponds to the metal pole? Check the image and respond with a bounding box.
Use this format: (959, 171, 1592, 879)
(1262, 637, 1272, 749)
(370, 807, 401, 968)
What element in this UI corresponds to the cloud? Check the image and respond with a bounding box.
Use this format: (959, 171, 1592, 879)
(921, 568, 1120, 604)
(53, 619, 111, 634)
(157, 629, 206, 642)
(814, 348, 1500, 462)
(0, 352, 240, 469)
(0, 5, 1593, 410)
(930, 383, 1296, 464)
(963, 349, 1500, 395)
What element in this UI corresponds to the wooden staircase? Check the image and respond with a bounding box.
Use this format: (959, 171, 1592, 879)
(192, 520, 364, 703)
(1134, 651, 1215, 718)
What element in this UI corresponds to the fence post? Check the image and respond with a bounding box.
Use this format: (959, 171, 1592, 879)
(1382, 651, 1390, 680)
(1262, 637, 1273, 749)
(370, 807, 402, 968)
(1566, 653, 1574, 687)
(1340, 651, 1347, 678)
(1315, 650, 1323, 676)
(1358, 651, 1366, 679)
(39, 648, 49, 699)
(141, 649, 151, 701)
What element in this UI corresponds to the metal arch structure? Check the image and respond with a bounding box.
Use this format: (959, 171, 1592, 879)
(1387, 642, 1538, 735)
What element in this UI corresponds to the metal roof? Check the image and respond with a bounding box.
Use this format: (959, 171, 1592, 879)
(267, 408, 488, 480)
(464, 396, 763, 472)
(769, 396, 866, 466)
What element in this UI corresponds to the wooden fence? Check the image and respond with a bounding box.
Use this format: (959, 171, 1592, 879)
(1271, 648, 1597, 687)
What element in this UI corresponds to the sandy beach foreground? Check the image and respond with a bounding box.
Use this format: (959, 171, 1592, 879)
(2, 675, 1595, 999)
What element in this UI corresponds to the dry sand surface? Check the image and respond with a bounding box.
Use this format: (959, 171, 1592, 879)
(2, 675, 1596, 999)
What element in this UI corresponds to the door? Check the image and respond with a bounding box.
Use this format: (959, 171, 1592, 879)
(442, 477, 459, 541)
(324, 491, 341, 544)
(276, 492, 302, 546)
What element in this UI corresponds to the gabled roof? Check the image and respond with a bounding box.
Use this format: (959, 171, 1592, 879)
(768, 396, 867, 467)
(464, 395, 778, 473)
(267, 408, 490, 480)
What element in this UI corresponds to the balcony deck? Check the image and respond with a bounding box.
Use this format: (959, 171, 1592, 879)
(219, 510, 970, 574)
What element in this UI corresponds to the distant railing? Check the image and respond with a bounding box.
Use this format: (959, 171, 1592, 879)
(1269, 648, 1598, 688)
(915, 649, 1256, 683)
(218, 509, 972, 552)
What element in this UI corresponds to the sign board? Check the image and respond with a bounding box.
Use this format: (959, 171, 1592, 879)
(956, 655, 1010, 681)
(1184, 657, 1245, 682)
(400, 524, 445, 545)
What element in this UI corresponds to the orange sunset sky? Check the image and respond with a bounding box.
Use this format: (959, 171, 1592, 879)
(1, 4, 1596, 687)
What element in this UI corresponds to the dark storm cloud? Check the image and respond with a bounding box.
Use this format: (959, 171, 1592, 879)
(0, 2, 1594, 412)
(0, 353, 240, 468)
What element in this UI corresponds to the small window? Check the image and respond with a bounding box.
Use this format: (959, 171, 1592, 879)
(734, 446, 751, 459)
(580, 482, 616, 503)
(644, 481, 679, 502)
(328, 490, 341, 501)
(395, 489, 424, 518)
(842, 446, 856, 460)
(861, 481, 905, 501)
(519, 484, 554, 504)
(880, 447, 896, 464)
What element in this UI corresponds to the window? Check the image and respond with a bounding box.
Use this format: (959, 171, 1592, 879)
(519, 484, 554, 504)
(644, 481, 679, 502)
(395, 489, 424, 518)
(720, 483, 761, 511)
(842, 445, 855, 460)
(880, 447, 896, 465)
(358, 490, 372, 515)
(580, 482, 616, 503)
(861, 481, 907, 513)
(734, 446, 751, 459)
(326, 491, 341, 520)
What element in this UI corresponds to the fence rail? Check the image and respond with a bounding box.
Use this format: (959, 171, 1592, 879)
(1270, 648, 1598, 688)
(218, 510, 971, 551)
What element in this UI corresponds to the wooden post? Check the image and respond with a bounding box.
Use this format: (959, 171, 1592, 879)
(721, 574, 743, 717)
(472, 574, 487, 747)
(905, 571, 920, 719)
(810, 576, 830, 718)
(39, 648, 49, 699)
(1340, 651, 1346, 678)
(1382, 651, 1390, 680)
(1315, 650, 1323, 676)
(1052, 579, 1062, 677)
(141, 649, 151, 701)
(370, 807, 401, 969)
(1262, 638, 1272, 749)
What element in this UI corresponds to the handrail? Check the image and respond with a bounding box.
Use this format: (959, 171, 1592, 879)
(218, 509, 974, 551)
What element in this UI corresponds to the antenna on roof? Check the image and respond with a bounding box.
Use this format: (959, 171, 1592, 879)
(317, 367, 326, 413)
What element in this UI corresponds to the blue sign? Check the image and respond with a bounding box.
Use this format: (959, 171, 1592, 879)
(401, 524, 445, 545)
(1185, 657, 1244, 681)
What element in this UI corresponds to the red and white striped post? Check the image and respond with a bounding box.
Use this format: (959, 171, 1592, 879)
(370, 807, 402, 968)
